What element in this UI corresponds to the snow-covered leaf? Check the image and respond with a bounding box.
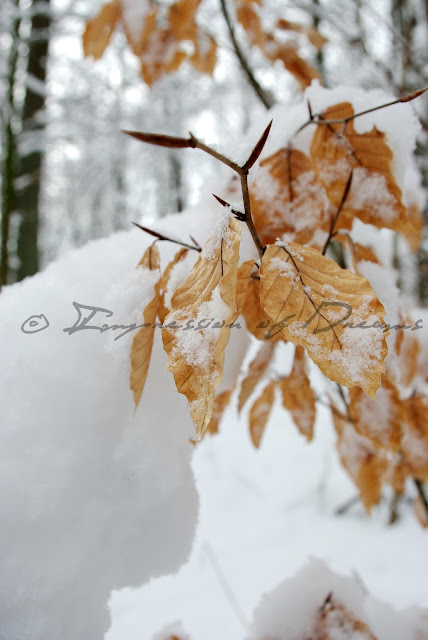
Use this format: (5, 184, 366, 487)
(260, 242, 388, 398)
(162, 218, 241, 439)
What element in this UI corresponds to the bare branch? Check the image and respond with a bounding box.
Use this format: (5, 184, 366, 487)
(132, 222, 201, 252)
(219, 0, 274, 110)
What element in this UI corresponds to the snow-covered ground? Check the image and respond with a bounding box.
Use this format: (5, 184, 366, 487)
(108, 398, 428, 639)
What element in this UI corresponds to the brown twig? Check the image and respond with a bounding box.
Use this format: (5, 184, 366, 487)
(291, 86, 428, 142)
(219, 0, 274, 110)
(322, 171, 353, 256)
(132, 222, 201, 252)
(127, 122, 270, 260)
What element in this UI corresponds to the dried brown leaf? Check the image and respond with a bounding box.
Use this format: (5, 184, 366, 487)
(310, 102, 411, 234)
(264, 36, 321, 89)
(314, 595, 377, 640)
(249, 380, 277, 448)
(162, 218, 241, 439)
(206, 388, 234, 435)
(190, 32, 217, 74)
(349, 376, 403, 451)
(275, 18, 328, 51)
(260, 242, 388, 398)
(130, 244, 161, 408)
(237, 5, 264, 47)
(332, 406, 388, 512)
(403, 202, 424, 252)
(241, 275, 283, 342)
(279, 345, 316, 440)
(401, 394, 428, 481)
(83, 0, 120, 60)
(238, 340, 276, 412)
(250, 147, 334, 246)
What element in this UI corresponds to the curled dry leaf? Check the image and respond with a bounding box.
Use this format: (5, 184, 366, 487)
(279, 345, 316, 441)
(82, 0, 120, 60)
(403, 202, 424, 252)
(238, 340, 276, 413)
(249, 379, 277, 448)
(349, 376, 403, 452)
(130, 244, 161, 408)
(260, 242, 388, 399)
(162, 218, 241, 439)
(401, 394, 428, 481)
(314, 594, 377, 640)
(394, 318, 420, 387)
(332, 405, 388, 512)
(250, 147, 333, 246)
(206, 388, 234, 435)
(310, 102, 411, 234)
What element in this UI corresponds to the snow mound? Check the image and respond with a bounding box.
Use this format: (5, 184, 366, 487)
(247, 558, 428, 640)
(0, 216, 204, 639)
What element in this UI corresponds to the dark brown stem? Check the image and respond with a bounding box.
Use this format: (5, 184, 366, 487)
(414, 479, 428, 520)
(132, 222, 201, 252)
(291, 87, 428, 142)
(240, 173, 265, 259)
(322, 171, 353, 256)
(219, 0, 274, 110)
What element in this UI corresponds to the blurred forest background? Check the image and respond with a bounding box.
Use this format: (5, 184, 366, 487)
(1, 0, 427, 301)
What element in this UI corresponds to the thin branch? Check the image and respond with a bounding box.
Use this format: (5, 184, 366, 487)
(240, 173, 265, 259)
(414, 479, 428, 521)
(127, 123, 269, 261)
(290, 86, 428, 142)
(322, 171, 353, 256)
(219, 0, 274, 110)
(132, 222, 201, 252)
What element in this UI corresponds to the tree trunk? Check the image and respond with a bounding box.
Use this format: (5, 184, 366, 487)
(16, 0, 51, 281)
(0, 0, 20, 287)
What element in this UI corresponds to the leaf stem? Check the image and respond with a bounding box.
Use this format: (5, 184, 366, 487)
(322, 171, 353, 256)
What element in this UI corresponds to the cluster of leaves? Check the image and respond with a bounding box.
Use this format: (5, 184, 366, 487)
(82, 0, 326, 88)
(127, 90, 428, 524)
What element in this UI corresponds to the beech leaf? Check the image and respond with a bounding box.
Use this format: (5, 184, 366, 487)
(82, 0, 120, 60)
(162, 218, 241, 439)
(279, 345, 316, 441)
(238, 340, 276, 413)
(310, 102, 411, 234)
(129, 244, 161, 408)
(259, 242, 388, 398)
(249, 380, 277, 448)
